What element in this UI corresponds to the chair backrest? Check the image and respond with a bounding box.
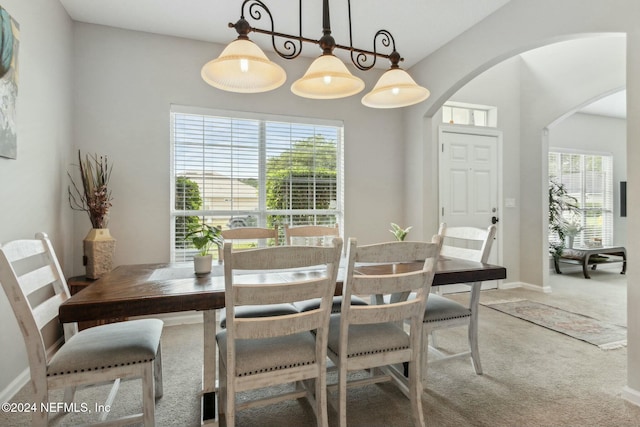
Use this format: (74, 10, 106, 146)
(438, 223, 497, 263)
(284, 223, 339, 246)
(218, 226, 279, 261)
(341, 237, 441, 333)
(0, 232, 75, 380)
(222, 237, 343, 355)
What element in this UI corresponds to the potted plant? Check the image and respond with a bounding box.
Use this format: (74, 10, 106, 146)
(548, 178, 580, 259)
(186, 220, 223, 276)
(68, 150, 116, 279)
(390, 223, 412, 241)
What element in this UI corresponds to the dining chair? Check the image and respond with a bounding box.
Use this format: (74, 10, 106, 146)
(218, 225, 279, 261)
(217, 238, 343, 427)
(0, 232, 163, 427)
(285, 223, 367, 314)
(421, 223, 497, 379)
(217, 226, 300, 328)
(327, 238, 441, 427)
(284, 223, 339, 246)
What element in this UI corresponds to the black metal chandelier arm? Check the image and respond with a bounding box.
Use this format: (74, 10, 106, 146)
(349, 29, 403, 71)
(238, 0, 303, 60)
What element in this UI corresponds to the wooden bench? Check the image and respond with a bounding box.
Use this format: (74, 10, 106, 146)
(553, 246, 626, 279)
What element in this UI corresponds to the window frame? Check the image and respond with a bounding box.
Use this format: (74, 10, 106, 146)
(548, 148, 614, 248)
(169, 105, 344, 262)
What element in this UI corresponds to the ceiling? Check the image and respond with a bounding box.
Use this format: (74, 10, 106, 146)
(58, 0, 625, 119)
(59, 0, 511, 69)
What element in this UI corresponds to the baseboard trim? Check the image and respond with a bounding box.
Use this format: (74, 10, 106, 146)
(0, 367, 29, 404)
(498, 281, 524, 290)
(516, 281, 552, 293)
(623, 386, 640, 407)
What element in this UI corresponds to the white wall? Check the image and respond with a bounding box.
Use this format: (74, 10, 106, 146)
(549, 112, 627, 245)
(402, 0, 640, 405)
(0, 0, 73, 398)
(70, 23, 407, 273)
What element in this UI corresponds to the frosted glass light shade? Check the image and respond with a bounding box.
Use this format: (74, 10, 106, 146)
(291, 54, 365, 99)
(361, 67, 430, 108)
(201, 39, 286, 93)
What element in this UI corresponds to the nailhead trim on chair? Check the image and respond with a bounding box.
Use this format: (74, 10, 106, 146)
(239, 360, 316, 377)
(328, 345, 410, 359)
(47, 358, 155, 377)
(424, 314, 470, 323)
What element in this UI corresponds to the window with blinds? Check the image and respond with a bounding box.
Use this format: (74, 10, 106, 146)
(548, 150, 613, 248)
(170, 106, 344, 262)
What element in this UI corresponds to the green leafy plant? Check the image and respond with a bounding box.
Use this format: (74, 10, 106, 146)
(186, 220, 223, 257)
(548, 178, 580, 258)
(390, 223, 412, 241)
(68, 150, 113, 229)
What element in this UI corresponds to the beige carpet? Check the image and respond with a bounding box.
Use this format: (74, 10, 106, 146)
(3, 267, 640, 426)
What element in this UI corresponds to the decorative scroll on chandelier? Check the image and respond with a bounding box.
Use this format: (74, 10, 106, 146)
(201, 0, 430, 108)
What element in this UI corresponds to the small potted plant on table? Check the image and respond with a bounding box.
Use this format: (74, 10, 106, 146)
(186, 220, 223, 276)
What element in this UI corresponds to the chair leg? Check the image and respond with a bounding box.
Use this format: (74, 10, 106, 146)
(421, 326, 430, 385)
(315, 369, 329, 427)
(408, 359, 426, 427)
(142, 363, 155, 427)
(34, 378, 49, 427)
(154, 343, 164, 398)
(62, 386, 76, 406)
(337, 366, 348, 427)
(468, 320, 483, 374)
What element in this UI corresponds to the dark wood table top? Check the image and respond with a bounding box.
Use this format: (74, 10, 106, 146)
(59, 257, 506, 323)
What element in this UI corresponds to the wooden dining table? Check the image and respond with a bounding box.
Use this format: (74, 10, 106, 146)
(58, 257, 506, 426)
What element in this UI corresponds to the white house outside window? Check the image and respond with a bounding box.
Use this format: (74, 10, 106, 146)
(548, 150, 613, 248)
(170, 106, 344, 262)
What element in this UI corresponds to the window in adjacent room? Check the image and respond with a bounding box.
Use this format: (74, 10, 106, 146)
(170, 105, 344, 262)
(548, 150, 613, 248)
(442, 102, 497, 127)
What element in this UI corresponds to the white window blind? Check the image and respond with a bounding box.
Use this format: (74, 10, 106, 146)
(548, 150, 613, 248)
(170, 106, 344, 262)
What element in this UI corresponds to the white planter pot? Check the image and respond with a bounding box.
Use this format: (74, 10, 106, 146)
(194, 254, 213, 276)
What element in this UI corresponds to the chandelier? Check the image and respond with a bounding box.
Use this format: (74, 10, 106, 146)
(201, 0, 430, 108)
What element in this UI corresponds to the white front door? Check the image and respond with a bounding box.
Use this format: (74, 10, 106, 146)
(438, 125, 502, 291)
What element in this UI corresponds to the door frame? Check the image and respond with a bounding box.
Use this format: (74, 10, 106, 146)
(438, 124, 504, 283)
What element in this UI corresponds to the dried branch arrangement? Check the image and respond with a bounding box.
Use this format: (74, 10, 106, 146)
(68, 150, 113, 229)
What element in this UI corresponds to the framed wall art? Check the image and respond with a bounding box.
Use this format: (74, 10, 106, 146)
(0, 6, 18, 159)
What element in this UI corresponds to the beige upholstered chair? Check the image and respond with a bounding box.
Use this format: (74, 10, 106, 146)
(218, 226, 279, 261)
(421, 223, 497, 379)
(327, 238, 440, 427)
(284, 223, 339, 246)
(217, 238, 343, 427)
(284, 223, 367, 313)
(0, 233, 163, 427)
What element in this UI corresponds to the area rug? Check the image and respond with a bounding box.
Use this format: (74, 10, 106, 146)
(482, 299, 627, 350)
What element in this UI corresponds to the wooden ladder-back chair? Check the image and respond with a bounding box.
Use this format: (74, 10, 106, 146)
(0, 232, 163, 426)
(218, 226, 279, 261)
(217, 238, 343, 427)
(327, 238, 441, 427)
(421, 223, 497, 379)
(284, 223, 368, 314)
(284, 223, 339, 246)
(217, 225, 299, 328)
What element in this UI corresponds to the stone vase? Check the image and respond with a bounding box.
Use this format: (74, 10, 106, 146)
(84, 228, 116, 279)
